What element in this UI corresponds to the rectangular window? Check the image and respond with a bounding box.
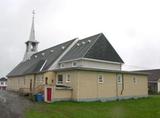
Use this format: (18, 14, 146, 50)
(98, 74, 104, 83)
(45, 77, 48, 85)
(72, 61, 77, 67)
(1, 82, 3, 85)
(40, 77, 43, 83)
(57, 74, 63, 85)
(117, 74, 122, 85)
(60, 63, 64, 68)
(36, 76, 43, 84)
(66, 74, 71, 83)
(133, 77, 137, 84)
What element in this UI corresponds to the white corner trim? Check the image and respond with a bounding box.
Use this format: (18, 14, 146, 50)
(48, 39, 79, 70)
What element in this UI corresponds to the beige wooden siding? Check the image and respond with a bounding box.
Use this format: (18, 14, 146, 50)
(77, 71, 117, 99)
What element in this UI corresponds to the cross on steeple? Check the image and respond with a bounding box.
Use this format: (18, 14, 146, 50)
(32, 10, 35, 19)
(32, 9, 35, 15)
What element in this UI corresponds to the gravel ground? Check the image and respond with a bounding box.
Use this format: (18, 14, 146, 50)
(0, 91, 33, 118)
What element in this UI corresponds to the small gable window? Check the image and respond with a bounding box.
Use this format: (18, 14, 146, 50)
(50, 50, 54, 53)
(57, 74, 63, 85)
(77, 43, 80, 46)
(34, 55, 37, 58)
(41, 52, 45, 56)
(88, 40, 91, 43)
(82, 41, 86, 44)
(66, 74, 71, 83)
(98, 74, 104, 83)
(62, 46, 65, 49)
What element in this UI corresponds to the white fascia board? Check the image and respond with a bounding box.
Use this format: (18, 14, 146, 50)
(48, 39, 79, 70)
(59, 58, 82, 63)
(82, 58, 123, 65)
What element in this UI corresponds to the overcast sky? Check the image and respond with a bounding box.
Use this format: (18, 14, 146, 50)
(1, 0, 160, 77)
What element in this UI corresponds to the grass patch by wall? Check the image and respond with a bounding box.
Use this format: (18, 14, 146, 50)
(25, 96, 160, 118)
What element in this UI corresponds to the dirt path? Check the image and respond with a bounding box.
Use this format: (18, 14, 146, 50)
(0, 91, 33, 118)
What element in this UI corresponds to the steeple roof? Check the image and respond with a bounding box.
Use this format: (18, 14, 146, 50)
(26, 10, 38, 43)
(23, 10, 39, 62)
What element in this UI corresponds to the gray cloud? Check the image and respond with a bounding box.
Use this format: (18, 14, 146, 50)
(1, 0, 160, 76)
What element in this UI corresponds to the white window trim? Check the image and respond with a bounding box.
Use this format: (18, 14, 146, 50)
(117, 74, 122, 85)
(98, 74, 104, 83)
(60, 63, 65, 68)
(56, 74, 64, 85)
(66, 74, 71, 83)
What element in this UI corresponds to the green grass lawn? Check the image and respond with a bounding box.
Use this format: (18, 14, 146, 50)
(25, 96, 160, 118)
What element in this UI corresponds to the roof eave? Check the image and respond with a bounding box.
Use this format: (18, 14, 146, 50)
(53, 67, 149, 75)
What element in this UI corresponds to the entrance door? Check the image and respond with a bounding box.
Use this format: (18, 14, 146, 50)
(47, 88, 52, 101)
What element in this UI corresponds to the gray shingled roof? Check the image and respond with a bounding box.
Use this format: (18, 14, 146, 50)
(7, 33, 124, 77)
(60, 33, 124, 63)
(136, 69, 160, 82)
(7, 39, 75, 77)
(0, 77, 7, 81)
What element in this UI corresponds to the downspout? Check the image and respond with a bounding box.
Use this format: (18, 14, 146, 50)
(120, 74, 124, 95)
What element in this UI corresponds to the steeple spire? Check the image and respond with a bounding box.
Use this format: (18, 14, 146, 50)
(29, 10, 36, 42)
(23, 10, 39, 61)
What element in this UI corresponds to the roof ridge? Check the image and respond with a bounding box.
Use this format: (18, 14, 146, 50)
(82, 33, 102, 58)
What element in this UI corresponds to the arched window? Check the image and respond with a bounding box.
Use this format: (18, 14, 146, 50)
(45, 77, 48, 84)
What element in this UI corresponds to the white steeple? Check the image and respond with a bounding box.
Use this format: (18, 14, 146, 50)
(23, 10, 39, 61)
(29, 10, 35, 42)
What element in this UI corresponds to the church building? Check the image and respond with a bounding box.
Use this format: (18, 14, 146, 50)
(7, 12, 148, 102)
